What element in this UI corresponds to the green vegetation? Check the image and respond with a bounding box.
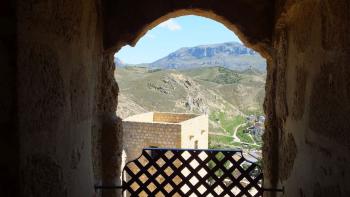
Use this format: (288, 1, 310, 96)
(209, 134, 261, 150)
(198, 111, 263, 149)
(254, 137, 263, 146)
(210, 112, 245, 135)
(209, 135, 233, 145)
(213, 68, 241, 84)
(209, 132, 261, 149)
(206, 67, 242, 84)
(236, 125, 254, 144)
(147, 68, 162, 73)
(239, 143, 261, 150)
(184, 67, 242, 85)
(241, 108, 264, 117)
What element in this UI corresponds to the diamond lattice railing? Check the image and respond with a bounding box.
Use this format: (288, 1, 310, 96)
(122, 148, 263, 197)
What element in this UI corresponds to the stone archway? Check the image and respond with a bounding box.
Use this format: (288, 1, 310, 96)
(102, 0, 274, 58)
(101, 2, 278, 196)
(8, 0, 350, 196)
(102, 1, 350, 196)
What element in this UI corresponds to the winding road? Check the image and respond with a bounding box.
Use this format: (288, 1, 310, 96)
(209, 121, 258, 146)
(233, 123, 246, 142)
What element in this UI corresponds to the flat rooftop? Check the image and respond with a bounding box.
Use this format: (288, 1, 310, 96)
(124, 112, 199, 124)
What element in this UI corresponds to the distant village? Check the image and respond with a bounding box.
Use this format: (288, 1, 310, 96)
(240, 114, 265, 163)
(245, 114, 265, 140)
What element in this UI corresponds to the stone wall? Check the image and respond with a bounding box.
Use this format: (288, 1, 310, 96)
(122, 113, 208, 164)
(15, 0, 117, 196)
(153, 112, 196, 123)
(262, 0, 350, 196)
(122, 122, 181, 162)
(124, 112, 153, 122)
(180, 115, 209, 149)
(94, 54, 122, 197)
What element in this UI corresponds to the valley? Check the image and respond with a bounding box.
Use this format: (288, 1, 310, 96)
(115, 66, 265, 150)
(115, 42, 266, 155)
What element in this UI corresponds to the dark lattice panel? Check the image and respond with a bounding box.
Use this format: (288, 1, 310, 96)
(122, 148, 263, 197)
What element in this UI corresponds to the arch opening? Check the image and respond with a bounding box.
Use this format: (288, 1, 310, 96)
(107, 9, 272, 60)
(114, 16, 267, 190)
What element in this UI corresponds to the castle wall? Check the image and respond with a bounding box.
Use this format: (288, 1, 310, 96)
(153, 112, 196, 123)
(124, 112, 154, 122)
(180, 115, 209, 149)
(122, 121, 181, 162)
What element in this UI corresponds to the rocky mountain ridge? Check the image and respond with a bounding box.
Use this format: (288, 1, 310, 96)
(116, 42, 266, 72)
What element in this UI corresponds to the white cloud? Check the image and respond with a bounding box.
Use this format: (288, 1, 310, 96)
(159, 19, 182, 31)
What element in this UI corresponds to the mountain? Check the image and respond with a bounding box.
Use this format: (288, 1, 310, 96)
(149, 42, 266, 71)
(114, 42, 266, 149)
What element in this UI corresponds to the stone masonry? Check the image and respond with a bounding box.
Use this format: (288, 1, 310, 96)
(122, 112, 208, 164)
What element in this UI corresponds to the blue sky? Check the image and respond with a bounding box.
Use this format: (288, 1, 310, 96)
(115, 15, 242, 64)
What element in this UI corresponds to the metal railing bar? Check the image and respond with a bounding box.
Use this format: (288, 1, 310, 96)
(143, 147, 242, 152)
